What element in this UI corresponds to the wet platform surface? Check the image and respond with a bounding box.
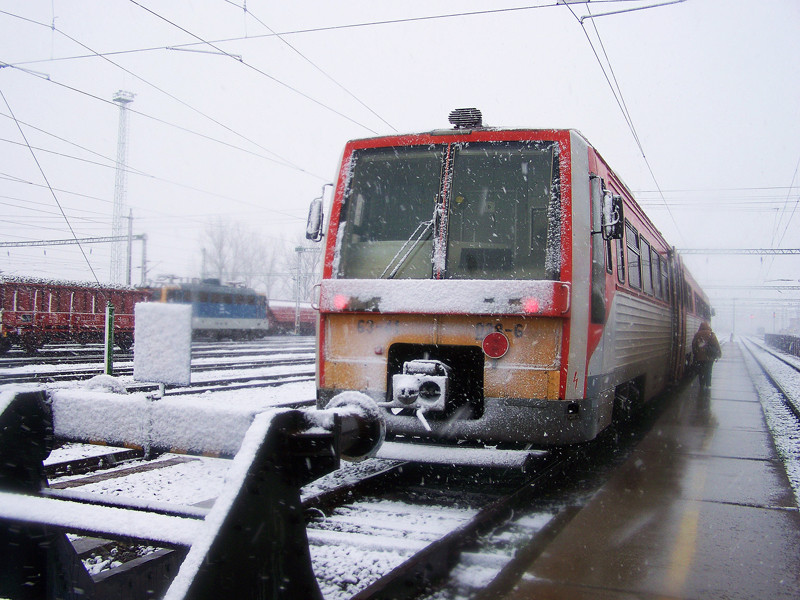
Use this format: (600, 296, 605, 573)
(506, 342, 800, 599)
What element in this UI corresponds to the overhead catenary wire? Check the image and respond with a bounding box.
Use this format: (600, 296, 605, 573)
(129, 0, 382, 136)
(0, 88, 101, 284)
(0, 132, 309, 219)
(578, 0, 686, 24)
(2, 63, 327, 181)
(774, 153, 800, 247)
(1, 169, 308, 234)
(564, 0, 685, 244)
(0, 9, 315, 176)
(220, 0, 397, 133)
(1, 8, 361, 174)
(7, 3, 566, 67)
(761, 152, 800, 284)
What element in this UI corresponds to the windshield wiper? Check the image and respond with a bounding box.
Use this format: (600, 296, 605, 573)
(380, 218, 434, 279)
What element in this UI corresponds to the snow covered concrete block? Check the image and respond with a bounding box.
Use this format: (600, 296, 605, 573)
(134, 303, 192, 386)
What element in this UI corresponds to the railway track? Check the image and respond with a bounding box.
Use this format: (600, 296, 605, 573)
(742, 337, 800, 421)
(125, 372, 317, 396)
(44, 407, 657, 600)
(305, 454, 575, 600)
(5, 353, 677, 599)
(0, 357, 314, 386)
(0, 338, 315, 369)
(44, 445, 573, 600)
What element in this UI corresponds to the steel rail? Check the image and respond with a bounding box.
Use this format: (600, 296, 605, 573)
(741, 339, 800, 421)
(350, 453, 574, 600)
(0, 357, 314, 385)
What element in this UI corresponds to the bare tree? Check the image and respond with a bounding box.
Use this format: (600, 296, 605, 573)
(202, 218, 236, 282)
(200, 218, 278, 290)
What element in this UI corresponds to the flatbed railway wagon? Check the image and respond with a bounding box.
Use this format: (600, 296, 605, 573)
(306, 109, 711, 446)
(0, 276, 149, 353)
(267, 300, 316, 335)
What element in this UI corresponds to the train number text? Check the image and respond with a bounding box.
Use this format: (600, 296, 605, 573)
(475, 322, 525, 340)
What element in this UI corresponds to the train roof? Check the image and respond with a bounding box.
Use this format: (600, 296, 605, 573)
(164, 280, 262, 296)
(345, 126, 589, 148)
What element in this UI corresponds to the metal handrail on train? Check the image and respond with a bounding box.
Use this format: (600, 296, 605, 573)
(0, 390, 385, 600)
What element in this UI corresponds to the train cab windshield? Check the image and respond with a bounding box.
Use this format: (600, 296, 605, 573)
(336, 140, 561, 280)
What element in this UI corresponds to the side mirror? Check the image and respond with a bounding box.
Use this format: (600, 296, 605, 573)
(305, 198, 324, 242)
(602, 193, 624, 240)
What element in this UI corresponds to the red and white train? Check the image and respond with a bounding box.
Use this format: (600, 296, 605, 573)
(306, 108, 711, 446)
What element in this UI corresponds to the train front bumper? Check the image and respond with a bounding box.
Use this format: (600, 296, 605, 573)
(319, 391, 604, 446)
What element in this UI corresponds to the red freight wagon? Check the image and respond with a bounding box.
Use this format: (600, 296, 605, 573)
(0, 276, 149, 353)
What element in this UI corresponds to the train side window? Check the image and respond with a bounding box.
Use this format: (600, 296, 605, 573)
(616, 238, 625, 284)
(685, 282, 694, 313)
(625, 222, 641, 289)
(652, 248, 662, 299)
(694, 293, 708, 320)
(660, 257, 670, 299)
(640, 238, 653, 295)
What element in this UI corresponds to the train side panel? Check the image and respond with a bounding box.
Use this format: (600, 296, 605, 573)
(585, 146, 680, 418)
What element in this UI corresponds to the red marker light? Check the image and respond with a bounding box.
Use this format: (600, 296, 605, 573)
(333, 294, 349, 311)
(523, 297, 540, 313)
(482, 332, 509, 359)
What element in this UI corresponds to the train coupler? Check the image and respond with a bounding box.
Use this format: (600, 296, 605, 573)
(384, 359, 452, 431)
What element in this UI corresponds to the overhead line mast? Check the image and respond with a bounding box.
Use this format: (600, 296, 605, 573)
(111, 90, 135, 285)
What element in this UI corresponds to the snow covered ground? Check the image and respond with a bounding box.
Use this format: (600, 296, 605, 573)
(741, 340, 800, 508)
(3, 337, 800, 599)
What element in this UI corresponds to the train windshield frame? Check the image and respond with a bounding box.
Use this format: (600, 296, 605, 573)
(335, 140, 561, 281)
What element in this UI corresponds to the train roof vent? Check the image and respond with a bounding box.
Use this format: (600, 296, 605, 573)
(448, 108, 483, 129)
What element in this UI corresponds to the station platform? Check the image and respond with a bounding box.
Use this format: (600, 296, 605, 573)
(506, 342, 800, 599)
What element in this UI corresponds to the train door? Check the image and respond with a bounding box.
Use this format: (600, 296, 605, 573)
(668, 250, 686, 381)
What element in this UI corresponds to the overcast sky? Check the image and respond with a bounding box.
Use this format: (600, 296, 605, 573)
(1, 1, 799, 331)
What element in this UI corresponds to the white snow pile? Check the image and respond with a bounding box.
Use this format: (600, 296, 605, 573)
(82, 374, 128, 394)
(50, 390, 264, 457)
(133, 302, 192, 386)
(163, 410, 281, 599)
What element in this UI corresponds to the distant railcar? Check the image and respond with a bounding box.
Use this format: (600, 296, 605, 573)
(267, 300, 316, 335)
(306, 109, 711, 446)
(150, 279, 271, 340)
(0, 276, 148, 353)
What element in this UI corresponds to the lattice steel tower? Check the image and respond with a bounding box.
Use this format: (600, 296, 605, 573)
(110, 90, 135, 284)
